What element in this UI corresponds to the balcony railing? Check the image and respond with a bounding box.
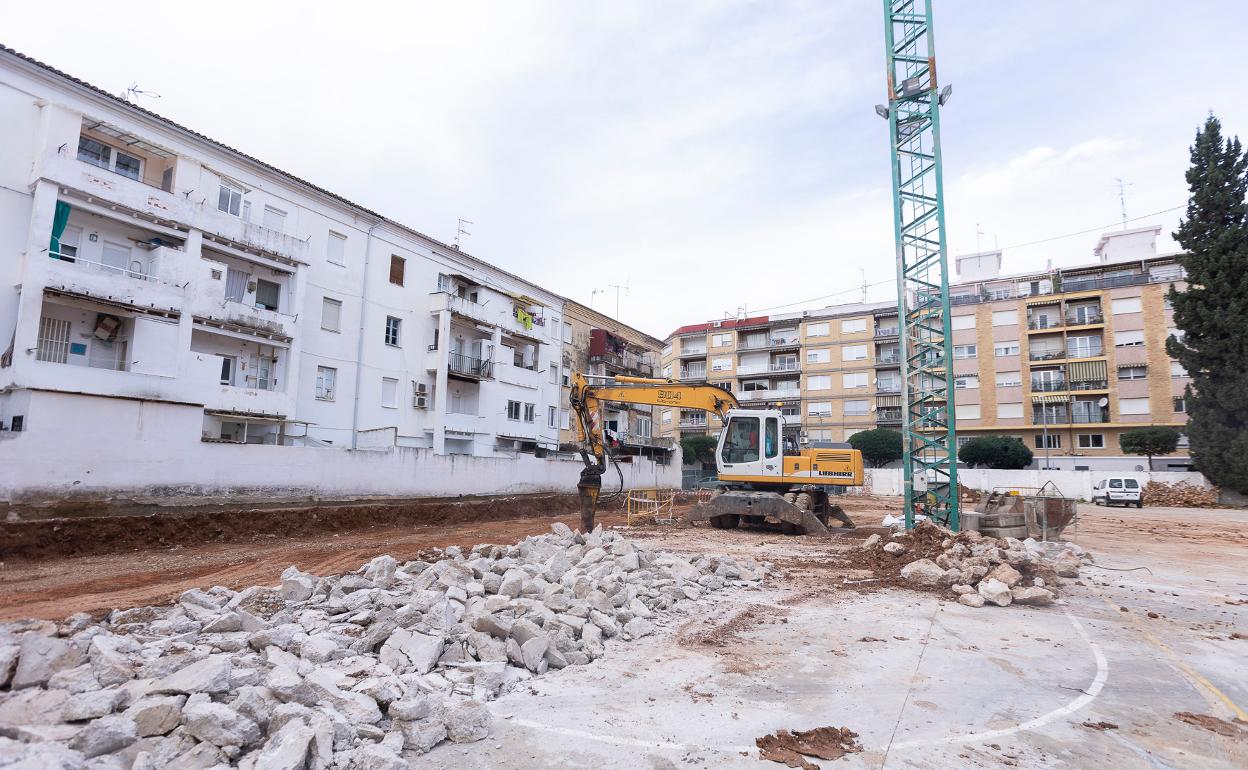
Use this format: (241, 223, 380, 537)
(1029, 350, 1066, 361)
(679, 418, 707, 428)
(448, 353, 492, 379)
(1069, 379, 1108, 391)
(876, 354, 901, 365)
(739, 388, 801, 402)
(875, 327, 899, 338)
(1032, 410, 1069, 425)
(1067, 344, 1104, 359)
(1027, 317, 1063, 330)
(876, 383, 901, 393)
(1030, 379, 1067, 392)
(877, 410, 902, 422)
(1071, 410, 1110, 424)
(1061, 273, 1150, 293)
(1066, 311, 1104, 326)
(679, 367, 706, 380)
(770, 361, 800, 373)
(678, 347, 707, 358)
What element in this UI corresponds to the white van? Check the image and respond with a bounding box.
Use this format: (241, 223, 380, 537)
(1092, 477, 1143, 508)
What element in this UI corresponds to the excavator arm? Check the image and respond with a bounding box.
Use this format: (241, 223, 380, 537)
(568, 372, 739, 532)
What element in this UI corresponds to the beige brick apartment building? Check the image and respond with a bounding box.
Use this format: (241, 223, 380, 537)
(659, 227, 1192, 471)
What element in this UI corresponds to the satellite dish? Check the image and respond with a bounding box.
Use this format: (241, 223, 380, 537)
(1097, 397, 1109, 407)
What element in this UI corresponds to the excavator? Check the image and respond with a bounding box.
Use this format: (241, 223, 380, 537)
(569, 372, 864, 536)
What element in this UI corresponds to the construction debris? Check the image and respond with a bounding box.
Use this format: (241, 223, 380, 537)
(757, 726, 862, 768)
(1143, 481, 1220, 508)
(0, 524, 766, 768)
(851, 521, 1090, 608)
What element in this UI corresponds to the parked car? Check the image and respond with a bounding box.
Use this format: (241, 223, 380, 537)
(1092, 477, 1143, 508)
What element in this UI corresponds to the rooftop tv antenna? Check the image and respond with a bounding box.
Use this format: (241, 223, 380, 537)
(121, 83, 161, 102)
(607, 282, 629, 318)
(453, 218, 473, 249)
(1114, 178, 1133, 228)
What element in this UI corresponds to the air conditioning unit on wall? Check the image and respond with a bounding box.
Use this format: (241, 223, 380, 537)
(413, 381, 428, 408)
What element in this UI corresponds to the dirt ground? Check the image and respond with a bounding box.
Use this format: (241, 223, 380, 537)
(1, 495, 1245, 768)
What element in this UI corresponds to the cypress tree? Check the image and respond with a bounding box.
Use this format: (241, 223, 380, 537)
(1167, 114, 1248, 492)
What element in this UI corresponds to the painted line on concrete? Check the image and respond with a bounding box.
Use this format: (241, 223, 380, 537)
(889, 608, 1109, 748)
(507, 608, 1110, 755)
(1092, 590, 1248, 721)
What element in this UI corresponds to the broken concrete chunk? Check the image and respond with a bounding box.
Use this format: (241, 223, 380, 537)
(11, 634, 83, 690)
(957, 592, 986, 608)
(252, 717, 314, 770)
(181, 701, 262, 748)
(124, 695, 185, 737)
(520, 637, 548, 673)
(862, 533, 881, 550)
(899, 558, 945, 587)
(362, 555, 399, 589)
(151, 654, 232, 695)
(67, 715, 137, 759)
(280, 566, 316, 602)
(1010, 587, 1056, 606)
(882, 541, 907, 555)
(623, 618, 655, 640)
(439, 700, 492, 743)
(977, 578, 1013, 607)
(62, 688, 125, 721)
(378, 628, 443, 676)
(985, 563, 1023, 588)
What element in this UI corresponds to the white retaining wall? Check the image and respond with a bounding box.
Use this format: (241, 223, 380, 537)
(0, 392, 679, 504)
(859, 468, 1212, 501)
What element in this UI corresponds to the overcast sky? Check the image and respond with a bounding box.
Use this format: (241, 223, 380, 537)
(5, 1, 1246, 337)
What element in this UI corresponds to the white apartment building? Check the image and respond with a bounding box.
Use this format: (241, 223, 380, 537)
(0, 46, 564, 464)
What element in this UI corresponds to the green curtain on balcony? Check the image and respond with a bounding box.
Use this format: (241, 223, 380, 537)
(49, 201, 71, 258)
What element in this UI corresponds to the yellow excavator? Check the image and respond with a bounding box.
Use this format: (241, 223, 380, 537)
(569, 372, 864, 535)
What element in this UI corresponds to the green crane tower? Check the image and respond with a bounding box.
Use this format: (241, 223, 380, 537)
(879, 0, 959, 530)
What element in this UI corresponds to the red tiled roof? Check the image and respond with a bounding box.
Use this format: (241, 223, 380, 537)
(666, 315, 769, 339)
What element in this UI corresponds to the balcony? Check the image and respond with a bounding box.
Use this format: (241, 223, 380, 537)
(430, 292, 497, 327)
(201, 207, 309, 263)
(875, 354, 901, 367)
(622, 434, 675, 449)
(1069, 379, 1108, 391)
(876, 383, 902, 394)
(1032, 409, 1069, 425)
(770, 360, 800, 374)
(679, 367, 707, 380)
(739, 388, 801, 402)
(875, 327, 899, 338)
(187, 352, 291, 415)
(877, 410, 903, 423)
(590, 352, 654, 377)
(1067, 344, 1104, 359)
(1065, 310, 1104, 326)
(448, 352, 492, 380)
(1029, 350, 1066, 362)
(737, 335, 801, 351)
(45, 246, 186, 311)
(188, 259, 293, 340)
(679, 417, 708, 428)
(1027, 317, 1063, 331)
(1030, 379, 1067, 392)
(677, 347, 707, 358)
(1071, 404, 1110, 424)
(1061, 273, 1150, 293)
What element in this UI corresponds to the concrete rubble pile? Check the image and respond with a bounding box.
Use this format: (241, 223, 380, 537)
(0, 523, 766, 769)
(863, 521, 1091, 609)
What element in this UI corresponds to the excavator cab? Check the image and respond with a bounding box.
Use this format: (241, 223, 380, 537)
(715, 410, 784, 479)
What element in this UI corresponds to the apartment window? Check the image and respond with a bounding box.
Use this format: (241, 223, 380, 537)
(996, 371, 1021, 387)
(807, 348, 831, 364)
(1119, 397, 1150, 415)
(506, 400, 522, 420)
(1035, 434, 1062, 449)
(1078, 434, 1105, 449)
(1111, 297, 1142, 315)
(841, 319, 866, 334)
(77, 136, 142, 180)
(994, 342, 1020, 357)
(384, 316, 401, 346)
(956, 435, 973, 448)
(321, 297, 342, 332)
(1173, 396, 1186, 413)
(953, 344, 977, 359)
(957, 404, 981, 420)
(992, 310, 1018, 327)
(549, 363, 558, 384)
(951, 315, 975, 330)
(662, 363, 672, 378)
(844, 399, 869, 417)
(327, 231, 347, 265)
(1115, 330, 1145, 347)
(806, 322, 829, 337)
(56, 225, 82, 261)
(315, 366, 337, 401)
(217, 181, 244, 216)
(661, 343, 672, 357)
(711, 357, 732, 372)
(548, 405, 557, 428)
(262, 206, 287, 233)
(1170, 361, 1187, 377)
(389, 255, 405, 286)
(381, 377, 398, 408)
(254, 279, 280, 311)
(842, 345, 867, 361)
(564, 322, 573, 344)
(807, 402, 832, 417)
(561, 410, 571, 430)
(808, 375, 831, 390)
(843, 372, 868, 389)
(1118, 366, 1147, 380)
(1067, 335, 1101, 358)
(524, 403, 536, 423)
(662, 410, 672, 423)
(954, 375, 979, 389)
(712, 333, 732, 347)
(998, 402, 1023, 419)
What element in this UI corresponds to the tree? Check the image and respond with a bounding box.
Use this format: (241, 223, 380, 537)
(1168, 114, 1248, 492)
(1119, 427, 1181, 469)
(680, 434, 718, 466)
(959, 436, 1033, 470)
(848, 428, 903, 468)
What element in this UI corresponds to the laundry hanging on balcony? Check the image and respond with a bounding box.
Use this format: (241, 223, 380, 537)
(49, 201, 71, 258)
(514, 306, 533, 330)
